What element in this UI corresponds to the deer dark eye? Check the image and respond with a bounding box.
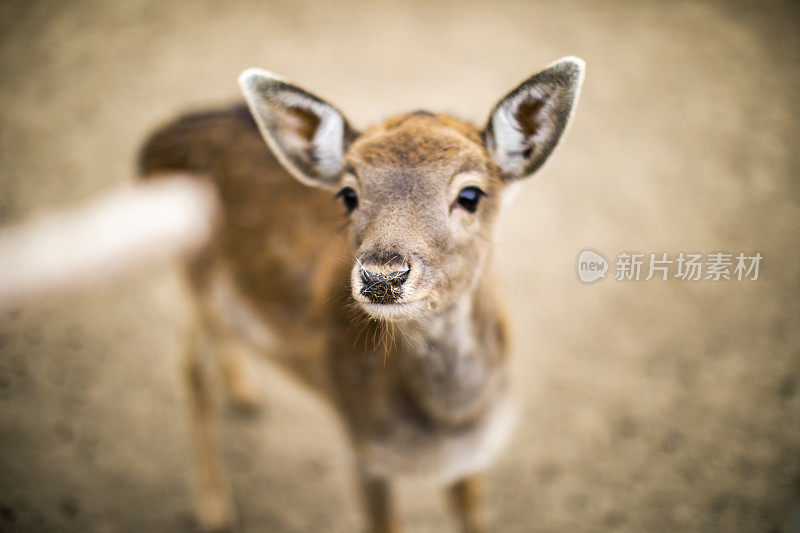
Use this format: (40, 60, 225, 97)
(336, 187, 359, 213)
(456, 186, 486, 213)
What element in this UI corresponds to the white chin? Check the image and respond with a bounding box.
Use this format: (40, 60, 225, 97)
(358, 300, 427, 321)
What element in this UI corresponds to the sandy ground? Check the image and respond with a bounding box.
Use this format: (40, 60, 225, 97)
(1, 1, 799, 531)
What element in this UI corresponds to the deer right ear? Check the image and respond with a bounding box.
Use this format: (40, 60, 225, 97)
(484, 57, 585, 181)
(239, 69, 357, 190)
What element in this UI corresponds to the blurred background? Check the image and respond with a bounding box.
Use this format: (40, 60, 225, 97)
(1, 0, 799, 531)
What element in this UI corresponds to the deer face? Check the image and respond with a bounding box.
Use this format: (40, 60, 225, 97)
(240, 58, 584, 321)
(339, 114, 501, 320)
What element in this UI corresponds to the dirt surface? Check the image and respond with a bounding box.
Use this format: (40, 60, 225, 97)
(1, 1, 799, 531)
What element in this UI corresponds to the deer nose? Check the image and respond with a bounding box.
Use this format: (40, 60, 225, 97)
(359, 264, 410, 304)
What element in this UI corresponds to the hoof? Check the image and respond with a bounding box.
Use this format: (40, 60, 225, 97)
(197, 495, 238, 533)
(226, 389, 263, 418)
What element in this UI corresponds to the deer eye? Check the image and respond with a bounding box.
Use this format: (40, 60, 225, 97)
(456, 186, 486, 213)
(336, 187, 359, 213)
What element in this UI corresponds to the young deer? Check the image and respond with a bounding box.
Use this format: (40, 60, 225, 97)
(139, 57, 584, 532)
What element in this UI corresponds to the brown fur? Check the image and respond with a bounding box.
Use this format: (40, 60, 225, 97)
(138, 58, 583, 532)
(141, 107, 508, 531)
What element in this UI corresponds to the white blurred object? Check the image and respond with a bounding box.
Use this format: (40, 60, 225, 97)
(0, 175, 218, 310)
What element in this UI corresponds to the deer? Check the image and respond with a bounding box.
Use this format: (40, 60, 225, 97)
(137, 57, 584, 532)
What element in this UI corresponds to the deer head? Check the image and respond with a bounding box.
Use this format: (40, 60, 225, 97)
(239, 58, 584, 321)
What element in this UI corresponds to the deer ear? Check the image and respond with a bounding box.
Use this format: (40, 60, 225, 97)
(239, 69, 357, 189)
(484, 57, 585, 180)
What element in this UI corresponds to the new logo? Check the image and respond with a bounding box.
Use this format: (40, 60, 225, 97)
(577, 249, 608, 283)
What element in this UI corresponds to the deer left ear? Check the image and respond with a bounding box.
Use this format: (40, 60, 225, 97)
(239, 69, 357, 190)
(484, 57, 585, 180)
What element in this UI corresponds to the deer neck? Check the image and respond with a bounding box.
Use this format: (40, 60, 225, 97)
(398, 274, 507, 427)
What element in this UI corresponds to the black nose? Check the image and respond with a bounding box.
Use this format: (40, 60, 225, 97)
(359, 266, 410, 304)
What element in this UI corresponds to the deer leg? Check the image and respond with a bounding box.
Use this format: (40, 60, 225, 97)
(448, 475, 485, 533)
(183, 326, 237, 532)
(358, 472, 398, 533)
(217, 335, 262, 414)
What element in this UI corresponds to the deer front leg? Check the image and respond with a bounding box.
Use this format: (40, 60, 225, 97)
(183, 328, 237, 532)
(217, 335, 261, 414)
(358, 472, 398, 533)
(448, 475, 485, 533)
